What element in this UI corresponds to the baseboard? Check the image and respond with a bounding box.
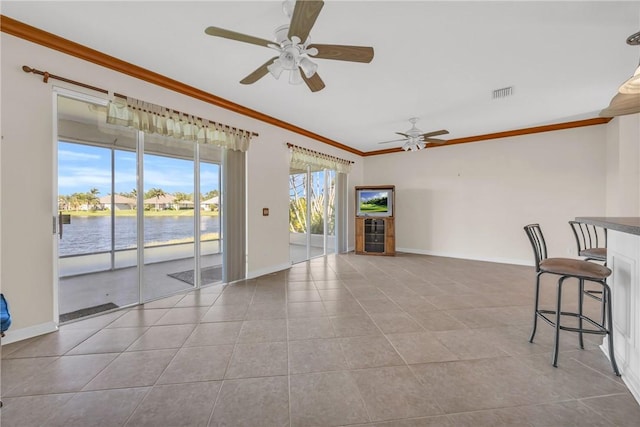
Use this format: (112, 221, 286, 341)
(246, 262, 292, 280)
(1, 321, 58, 345)
(622, 370, 640, 405)
(395, 247, 533, 267)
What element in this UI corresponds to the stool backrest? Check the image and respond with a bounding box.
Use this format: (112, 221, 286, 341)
(523, 224, 547, 272)
(569, 220, 606, 251)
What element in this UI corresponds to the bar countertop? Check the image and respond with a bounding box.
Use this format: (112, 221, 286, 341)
(575, 217, 640, 236)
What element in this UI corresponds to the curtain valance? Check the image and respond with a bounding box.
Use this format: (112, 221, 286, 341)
(288, 144, 352, 174)
(107, 97, 254, 152)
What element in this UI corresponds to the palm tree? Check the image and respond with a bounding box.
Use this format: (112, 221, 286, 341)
(173, 192, 192, 211)
(88, 187, 100, 211)
(202, 189, 219, 200)
(146, 188, 166, 211)
(288, 173, 336, 235)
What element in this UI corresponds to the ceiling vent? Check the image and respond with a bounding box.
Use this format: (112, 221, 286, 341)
(492, 86, 513, 99)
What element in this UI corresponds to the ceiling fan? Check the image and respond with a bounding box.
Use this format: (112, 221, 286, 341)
(204, 0, 374, 92)
(378, 118, 450, 152)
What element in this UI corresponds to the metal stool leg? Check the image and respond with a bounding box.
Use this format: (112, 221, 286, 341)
(601, 287, 607, 328)
(604, 284, 620, 376)
(529, 272, 542, 343)
(552, 276, 566, 367)
(578, 278, 585, 349)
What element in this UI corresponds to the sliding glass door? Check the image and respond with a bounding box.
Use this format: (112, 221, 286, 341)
(57, 95, 139, 321)
(289, 166, 336, 263)
(55, 90, 224, 322)
(142, 133, 197, 300)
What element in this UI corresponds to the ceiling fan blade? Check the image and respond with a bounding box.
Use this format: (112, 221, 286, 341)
(205, 26, 273, 48)
(240, 57, 278, 85)
(308, 44, 374, 63)
(395, 132, 410, 137)
(301, 69, 325, 92)
(421, 129, 449, 138)
(288, 0, 324, 43)
(424, 138, 447, 144)
(378, 139, 407, 145)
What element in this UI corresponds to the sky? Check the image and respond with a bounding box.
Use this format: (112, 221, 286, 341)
(58, 142, 220, 197)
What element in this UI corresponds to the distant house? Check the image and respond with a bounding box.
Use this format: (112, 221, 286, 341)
(99, 194, 137, 211)
(143, 194, 176, 210)
(175, 199, 194, 210)
(202, 196, 219, 211)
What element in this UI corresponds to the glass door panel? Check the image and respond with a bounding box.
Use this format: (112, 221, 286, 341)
(289, 170, 309, 264)
(309, 170, 326, 258)
(325, 170, 337, 255)
(289, 167, 338, 264)
(113, 150, 138, 273)
(57, 95, 139, 322)
(143, 134, 196, 301)
(199, 143, 222, 287)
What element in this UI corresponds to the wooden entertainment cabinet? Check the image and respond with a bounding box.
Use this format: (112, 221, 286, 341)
(355, 185, 395, 256)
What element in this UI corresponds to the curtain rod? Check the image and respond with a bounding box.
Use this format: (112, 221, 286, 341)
(21, 65, 259, 137)
(287, 142, 354, 164)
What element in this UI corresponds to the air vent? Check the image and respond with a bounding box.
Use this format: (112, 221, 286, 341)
(492, 86, 513, 99)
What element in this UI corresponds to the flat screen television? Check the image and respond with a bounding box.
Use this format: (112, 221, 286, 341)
(356, 187, 394, 217)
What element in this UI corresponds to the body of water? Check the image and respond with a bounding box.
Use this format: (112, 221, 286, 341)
(59, 215, 220, 257)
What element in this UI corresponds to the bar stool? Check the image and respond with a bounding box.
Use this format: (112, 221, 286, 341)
(523, 224, 619, 375)
(569, 220, 607, 325)
(569, 220, 607, 263)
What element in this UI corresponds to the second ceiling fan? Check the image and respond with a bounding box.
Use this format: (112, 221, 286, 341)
(379, 118, 450, 152)
(204, 0, 374, 92)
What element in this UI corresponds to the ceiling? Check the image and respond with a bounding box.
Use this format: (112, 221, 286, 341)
(3, 1, 639, 154)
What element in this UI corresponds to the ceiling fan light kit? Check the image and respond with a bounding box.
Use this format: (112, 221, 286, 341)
(378, 118, 450, 152)
(403, 141, 426, 152)
(266, 34, 318, 83)
(601, 30, 640, 117)
(618, 65, 640, 95)
(204, 0, 374, 92)
(600, 92, 640, 118)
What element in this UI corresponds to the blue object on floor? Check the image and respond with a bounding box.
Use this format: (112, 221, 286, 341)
(1, 293, 12, 334)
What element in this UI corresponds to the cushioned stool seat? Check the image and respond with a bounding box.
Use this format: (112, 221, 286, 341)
(580, 247, 607, 261)
(539, 258, 611, 280)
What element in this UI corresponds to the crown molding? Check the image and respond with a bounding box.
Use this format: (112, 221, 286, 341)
(0, 15, 363, 156)
(1, 15, 613, 159)
(362, 117, 613, 156)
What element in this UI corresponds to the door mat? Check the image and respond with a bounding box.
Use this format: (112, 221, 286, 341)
(60, 302, 119, 323)
(168, 265, 222, 286)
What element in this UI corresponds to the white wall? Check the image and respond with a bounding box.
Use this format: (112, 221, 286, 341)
(0, 33, 363, 337)
(606, 114, 640, 216)
(363, 126, 609, 265)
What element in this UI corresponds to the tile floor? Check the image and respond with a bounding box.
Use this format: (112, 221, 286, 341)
(2, 253, 640, 426)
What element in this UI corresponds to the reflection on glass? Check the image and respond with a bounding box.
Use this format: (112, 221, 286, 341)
(143, 135, 196, 301)
(310, 170, 326, 258)
(289, 170, 309, 263)
(199, 158, 222, 287)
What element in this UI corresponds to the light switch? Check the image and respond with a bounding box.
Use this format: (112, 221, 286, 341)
(262, 208, 269, 216)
